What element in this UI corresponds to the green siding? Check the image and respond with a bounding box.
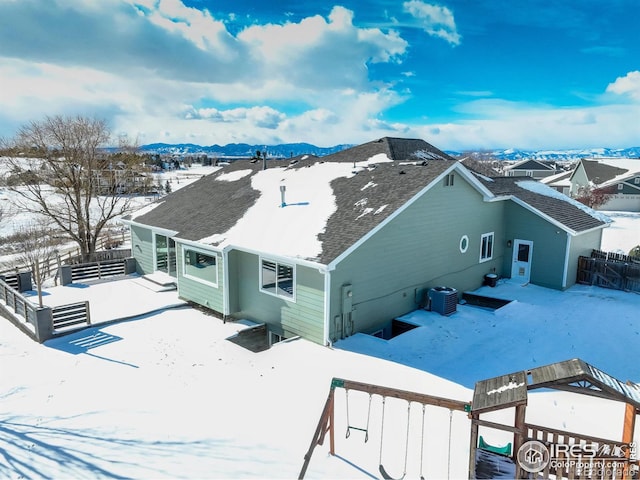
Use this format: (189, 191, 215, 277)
(570, 163, 589, 196)
(567, 229, 603, 287)
(329, 175, 505, 341)
(176, 243, 225, 314)
(228, 250, 325, 344)
(130, 225, 154, 274)
(502, 202, 568, 290)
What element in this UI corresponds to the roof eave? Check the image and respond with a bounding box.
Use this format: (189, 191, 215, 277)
(120, 218, 179, 237)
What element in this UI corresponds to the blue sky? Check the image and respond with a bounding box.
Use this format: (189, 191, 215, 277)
(0, 0, 638, 150)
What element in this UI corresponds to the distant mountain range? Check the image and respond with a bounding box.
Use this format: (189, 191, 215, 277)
(139, 142, 640, 162)
(140, 142, 350, 158)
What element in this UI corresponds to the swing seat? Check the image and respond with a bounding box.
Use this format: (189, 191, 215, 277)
(478, 436, 512, 457)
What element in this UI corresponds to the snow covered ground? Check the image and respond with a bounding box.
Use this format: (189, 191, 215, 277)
(1, 226, 640, 479)
(1, 163, 639, 479)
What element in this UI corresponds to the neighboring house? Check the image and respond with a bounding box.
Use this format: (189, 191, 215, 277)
(569, 158, 640, 211)
(540, 169, 573, 195)
(122, 137, 609, 346)
(503, 159, 557, 179)
(94, 161, 153, 195)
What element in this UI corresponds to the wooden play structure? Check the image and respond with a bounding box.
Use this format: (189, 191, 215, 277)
(469, 358, 640, 479)
(299, 359, 640, 479)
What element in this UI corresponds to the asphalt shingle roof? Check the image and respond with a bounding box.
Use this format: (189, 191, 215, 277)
(129, 137, 455, 263)
(480, 176, 606, 233)
(582, 159, 628, 184)
(128, 137, 606, 265)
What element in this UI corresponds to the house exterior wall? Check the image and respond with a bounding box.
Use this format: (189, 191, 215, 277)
(228, 250, 325, 344)
(570, 163, 589, 196)
(508, 169, 555, 179)
(502, 202, 569, 290)
(175, 243, 225, 314)
(327, 174, 505, 341)
(567, 228, 603, 287)
(600, 194, 640, 212)
(130, 225, 154, 274)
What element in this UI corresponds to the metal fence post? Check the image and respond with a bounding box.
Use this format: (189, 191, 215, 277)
(34, 307, 54, 343)
(85, 301, 92, 325)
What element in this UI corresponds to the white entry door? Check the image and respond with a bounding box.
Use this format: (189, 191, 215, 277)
(511, 239, 533, 283)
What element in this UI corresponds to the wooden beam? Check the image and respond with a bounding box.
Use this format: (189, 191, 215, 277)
(622, 397, 636, 480)
(298, 388, 335, 479)
(335, 378, 470, 412)
(468, 414, 479, 480)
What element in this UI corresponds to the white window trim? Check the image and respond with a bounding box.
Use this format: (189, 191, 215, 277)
(479, 232, 494, 263)
(259, 257, 296, 302)
(618, 183, 624, 190)
(182, 245, 219, 288)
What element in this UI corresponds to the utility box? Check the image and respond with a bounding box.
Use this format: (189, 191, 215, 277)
(428, 286, 458, 316)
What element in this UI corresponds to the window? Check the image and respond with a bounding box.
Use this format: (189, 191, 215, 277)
(618, 183, 624, 191)
(480, 232, 494, 262)
(183, 247, 218, 287)
(526, 170, 534, 177)
(260, 259, 295, 300)
(444, 173, 455, 187)
(634, 177, 640, 185)
(459, 235, 469, 253)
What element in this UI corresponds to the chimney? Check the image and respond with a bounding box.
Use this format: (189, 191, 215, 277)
(280, 185, 286, 207)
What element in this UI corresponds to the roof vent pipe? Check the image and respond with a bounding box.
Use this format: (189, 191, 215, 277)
(280, 185, 286, 207)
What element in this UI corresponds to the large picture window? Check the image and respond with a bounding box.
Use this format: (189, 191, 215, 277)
(480, 232, 494, 262)
(183, 247, 218, 287)
(260, 259, 295, 300)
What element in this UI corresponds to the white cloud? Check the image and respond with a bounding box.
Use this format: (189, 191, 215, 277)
(237, 6, 407, 89)
(413, 100, 640, 150)
(606, 71, 640, 101)
(403, 0, 461, 45)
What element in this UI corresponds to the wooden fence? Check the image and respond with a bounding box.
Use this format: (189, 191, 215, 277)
(0, 274, 92, 341)
(60, 257, 135, 285)
(0, 277, 38, 326)
(577, 250, 640, 293)
(52, 301, 91, 330)
(0, 231, 128, 277)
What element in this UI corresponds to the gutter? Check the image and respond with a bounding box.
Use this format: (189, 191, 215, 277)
(562, 232, 571, 289)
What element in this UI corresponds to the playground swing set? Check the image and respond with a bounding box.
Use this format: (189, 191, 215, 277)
(298, 377, 470, 480)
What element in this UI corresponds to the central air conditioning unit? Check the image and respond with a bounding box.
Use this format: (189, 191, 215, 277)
(428, 286, 458, 316)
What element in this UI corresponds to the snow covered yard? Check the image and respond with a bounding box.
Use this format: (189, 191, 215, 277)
(336, 280, 640, 388)
(1, 181, 639, 479)
(2, 272, 640, 478)
(0, 305, 473, 479)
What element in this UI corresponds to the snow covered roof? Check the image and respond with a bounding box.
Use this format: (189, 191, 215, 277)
(540, 169, 573, 187)
(473, 358, 640, 414)
(479, 176, 609, 233)
(504, 158, 556, 171)
(126, 137, 457, 263)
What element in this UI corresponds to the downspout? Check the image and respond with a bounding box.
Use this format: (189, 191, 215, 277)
(324, 268, 331, 347)
(562, 232, 571, 289)
(223, 247, 231, 318)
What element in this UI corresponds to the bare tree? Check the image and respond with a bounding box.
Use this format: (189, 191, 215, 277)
(15, 221, 58, 306)
(574, 184, 612, 210)
(6, 115, 137, 261)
